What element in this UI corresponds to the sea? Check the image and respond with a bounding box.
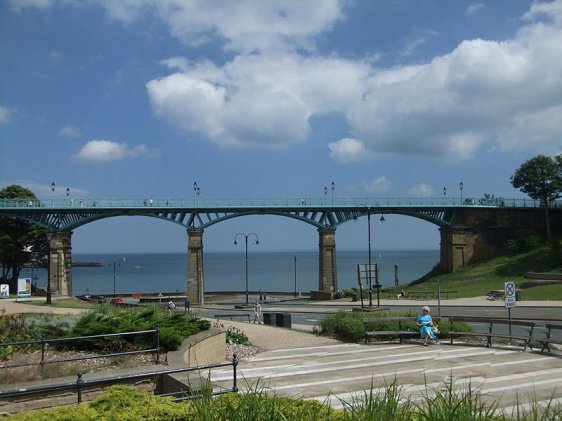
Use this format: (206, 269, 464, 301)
(21, 250, 439, 296)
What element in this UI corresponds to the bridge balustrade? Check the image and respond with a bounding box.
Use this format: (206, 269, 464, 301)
(0, 196, 555, 209)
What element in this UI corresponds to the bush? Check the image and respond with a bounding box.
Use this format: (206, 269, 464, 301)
(318, 311, 365, 342)
(333, 288, 358, 299)
(66, 306, 210, 353)
(318, 310, 469, 342)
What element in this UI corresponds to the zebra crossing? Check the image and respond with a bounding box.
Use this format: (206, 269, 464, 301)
(211, 342, 562, 412)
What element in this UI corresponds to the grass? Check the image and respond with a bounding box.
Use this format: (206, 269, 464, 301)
(7, 380, 562, 420)
(383, 240, 562, 300)
(23, 297, 98, 309)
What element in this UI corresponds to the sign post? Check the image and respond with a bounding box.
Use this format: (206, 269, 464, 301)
(504, 281, 516, 337)
(16, 278, 32, 302)
(356, 265, 365, 309)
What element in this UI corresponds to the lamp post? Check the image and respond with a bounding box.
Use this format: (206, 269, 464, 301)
(331, 181, 335, 205)
(51, 182, 55, 207)
(234, 232, 259, 306)
(459, 182, 464, 205)
(294, 255, 297, 298)
(45, 231, 52, 304)
(66, 187, 70, 206)
(359, 205, 373, 307)
(324, 186, 328, 204)
(193, 182, 200, 206)
(110, 260, 120, 297)
(443, 187, 447, 204)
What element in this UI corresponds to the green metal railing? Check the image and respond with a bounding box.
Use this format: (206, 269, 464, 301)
(0, 196, 557, 209)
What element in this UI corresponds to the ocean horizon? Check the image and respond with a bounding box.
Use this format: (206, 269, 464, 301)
(21, 249, 440, 296)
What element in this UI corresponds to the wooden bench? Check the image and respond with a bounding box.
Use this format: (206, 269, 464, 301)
(539, 323, 562, 353)
(448, 317, 535, 351)
(363, 317, 440, 345)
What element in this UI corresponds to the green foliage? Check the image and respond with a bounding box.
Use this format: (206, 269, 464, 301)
(68, 306, 210, 353)
(0, 313, 78, 357)
(211, 320, 252, 346)
(226, 326, 251, 345)
(318, 310, 365, 342)
(511, 154, 562, 204)
(339, 379, 412, 421)
(211, 387, 341, 420)
(319, 310, 465, 341)
(413, 377, 500, 421)
(0, 185, 47, 288)
(9, 382, 562, 420)
(333, 288, 358, 299)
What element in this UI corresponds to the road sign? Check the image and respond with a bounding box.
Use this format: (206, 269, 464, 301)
(505, 281, 516, 309)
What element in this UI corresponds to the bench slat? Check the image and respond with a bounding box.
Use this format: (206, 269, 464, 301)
(449, 317, 534, 351)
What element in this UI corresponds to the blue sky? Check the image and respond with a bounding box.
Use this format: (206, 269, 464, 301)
(1, 0, 562, 254)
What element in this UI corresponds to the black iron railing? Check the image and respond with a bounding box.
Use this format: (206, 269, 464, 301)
(0, 328, 161, 369)
(0, 355, 239, 405)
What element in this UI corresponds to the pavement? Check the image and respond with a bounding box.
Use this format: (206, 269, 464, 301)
(3, 296, 562, 416)
(206, 296, 562, 415)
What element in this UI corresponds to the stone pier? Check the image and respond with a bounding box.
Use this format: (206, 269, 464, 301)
(318, 227, 337, 294)
(48, 230, 73, 297)
(187, 228, 205, 305)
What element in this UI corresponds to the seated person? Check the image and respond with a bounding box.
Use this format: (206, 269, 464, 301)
(416, 305, 438, 346)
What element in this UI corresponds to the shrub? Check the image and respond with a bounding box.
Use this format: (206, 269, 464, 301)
(67, 306, 210, 353)
(333, 288, 358, 299)
(318, 311, 365, 342)
(319, 310, 467, 342)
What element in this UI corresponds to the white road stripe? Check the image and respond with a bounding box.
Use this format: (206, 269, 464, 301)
(212, 347, 516, 381)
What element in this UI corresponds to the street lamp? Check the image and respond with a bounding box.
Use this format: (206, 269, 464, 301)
(234, 232, 259, 306)
(359, 205, 374, 307)
(110, 260, 120, 297)
(66, 187, 70, 206)
(443, 187, 447, 204)
(193, 182, 200, 206)
(331, 181, 335, 205)
(45, 230, 53, 304)
(459, 182, 464, 205)
(51, 182, 55, 206)
(294, 255, 298, 298)
(324, 186, 328, 204)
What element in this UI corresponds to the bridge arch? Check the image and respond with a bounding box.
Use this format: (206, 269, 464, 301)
(3, 197, 559, 304)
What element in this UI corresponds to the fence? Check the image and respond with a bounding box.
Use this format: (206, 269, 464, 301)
(0, 328, 161, 369)
(0, 356, 239, 406)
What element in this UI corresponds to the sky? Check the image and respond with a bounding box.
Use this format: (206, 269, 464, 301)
(1, 0, 562, 254)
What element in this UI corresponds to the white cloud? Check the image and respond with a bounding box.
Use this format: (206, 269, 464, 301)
(101, 0, 345, 54)
(0, 106, 14, 124)
(19, 0, 562, 163)
(408, 183, 434, 197)
(466, 4, 484, 16)
(73, 140, 160, 161)
(328, 138, 372, 162)
(147, 55, 369, 148)
(144, 0, 562, 162)
(400, 30, 438, 56)
(364, 176, 392, 193)
(58, 125, 81, 138)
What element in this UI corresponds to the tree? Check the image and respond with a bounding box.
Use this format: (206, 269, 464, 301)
(510, 154, 562, 240)
(0, 185, 47, 292)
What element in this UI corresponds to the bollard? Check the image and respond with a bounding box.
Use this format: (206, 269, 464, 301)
(76, 373, 83, 404)
(232, 353, 239, 393)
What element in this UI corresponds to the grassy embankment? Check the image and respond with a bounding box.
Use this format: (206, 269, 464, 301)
(401, 240, 562, 300)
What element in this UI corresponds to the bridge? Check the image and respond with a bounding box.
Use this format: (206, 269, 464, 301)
(1, 196, 560, 305)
